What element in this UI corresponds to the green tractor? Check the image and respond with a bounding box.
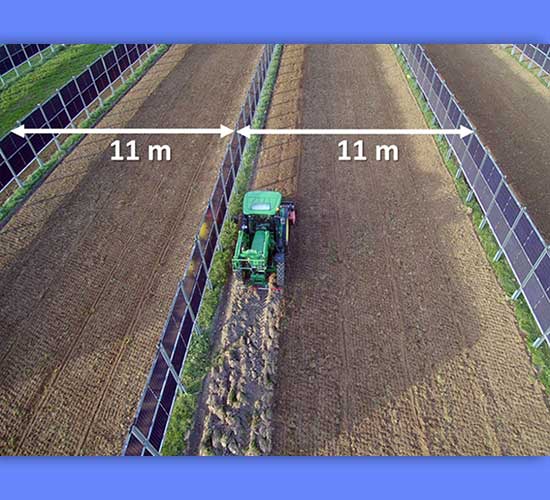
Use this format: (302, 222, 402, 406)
(232, 191, 296, 288)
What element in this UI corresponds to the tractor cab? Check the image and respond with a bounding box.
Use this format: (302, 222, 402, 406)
(232, 191, 296, 288)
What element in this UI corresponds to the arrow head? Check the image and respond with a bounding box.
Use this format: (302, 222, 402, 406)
(220, 125, 233, 138)
(12, 125, 25, 138)
(459, 125, 473, 139)
(238, 125, 251, 138)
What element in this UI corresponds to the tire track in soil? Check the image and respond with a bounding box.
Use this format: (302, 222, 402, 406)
(13, 59, 211, 454)
(191, 45, 306, 455)
(271, 45, 550, 455)
(75, 146, 213, 454)
(0, 45, 262, 455)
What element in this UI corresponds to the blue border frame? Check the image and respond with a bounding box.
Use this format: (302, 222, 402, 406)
(1, 1, 549, 499)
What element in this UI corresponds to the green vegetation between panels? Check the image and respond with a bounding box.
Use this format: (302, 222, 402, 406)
(0, 44, 114, 138)
(1, 45, 67, 91)
(0, 45, 169, 223)
(161, 44, 283, 456)
(393, 45, 550, 395)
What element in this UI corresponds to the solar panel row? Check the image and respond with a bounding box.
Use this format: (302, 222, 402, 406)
(123, 45, 275, 456)
(0, 44, 156, 194)
(512, 44, 550, 79)
(0, 44, 52, 77)
(399, 44, 550, 349)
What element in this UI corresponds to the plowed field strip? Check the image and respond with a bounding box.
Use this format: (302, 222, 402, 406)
(0, 44, 262, 455)
(270, 45, 550, 455)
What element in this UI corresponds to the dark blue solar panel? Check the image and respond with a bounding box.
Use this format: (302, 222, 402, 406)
(535, 254, 550, 294)
(504, 235, 531, 283)
(501, 195, 520, 227)
(473, 176, 492, 212)
(161, 316, 179, 355)
(160, 374, 177, 413)
(171, 335, 188, 373)
(496, 183, 513, 211)
(524, 274, 544, 311)
(149, 355, 168, 398)
(125, 435, 143, 456)
(149, 407, 169, 450)
(461, 152, 477, 183)
(523, 231, 545, 265)
(0, 162, 13, 190)
(432, 75, 442, 96)
(448, 101, 461, 126)
(514, 213, 533, 245)
(534, 300, 550, 332)
(440, 85, 451, 108)
(487, 203, 509, 244)
(135, 388, 157, 435)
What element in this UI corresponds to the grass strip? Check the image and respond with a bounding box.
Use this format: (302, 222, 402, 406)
(0, 45, 169, 224)
(501, 45, 550, 90)
(393, 45, 550, 394)
(1, 45, 68, 92)
(161, 44, 284, 456)
(0, 44, 114, 137)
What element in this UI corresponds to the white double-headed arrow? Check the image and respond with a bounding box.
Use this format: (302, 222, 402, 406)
(11, 123, 473, 139)
(237, 125, 473, 139)
(12, 124, 234, 138)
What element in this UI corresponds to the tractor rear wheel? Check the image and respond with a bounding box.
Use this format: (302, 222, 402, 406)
(234, 268, 244, 283)
(276, 260, 285, 288)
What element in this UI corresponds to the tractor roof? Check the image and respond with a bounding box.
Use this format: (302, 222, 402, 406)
(243, 191, 282, 216)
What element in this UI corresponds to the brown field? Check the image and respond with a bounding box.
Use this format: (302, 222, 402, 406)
(263, 45, 550, 455)
(0, 44, 261, 455)
(425, 45, 550, 242)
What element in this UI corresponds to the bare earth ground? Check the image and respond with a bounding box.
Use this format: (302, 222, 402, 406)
(193, 46, 305, 455)
(0, 44, 261, 455)
(268, 45, 550, 455)
(424, 45, 550, 242)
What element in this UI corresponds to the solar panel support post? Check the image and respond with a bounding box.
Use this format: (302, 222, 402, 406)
(101, 56, 116, 97)
(158, 343, 186, 394)
(56, 88, 76, 129)
(218, 160, 229, 216)
(180, 284, 202, 336)
(479, 176, 505, 231)
(5, 48, 20, 77)
(88, 65, 104, 107)
(196, 235, 213, 290)
(209, 199, 220, 244)
(454, 133, 474, 180)
(73, 76, 91, 119)
(493, 206, 526, 262)
(130, 426, 160, 457)
(0, 147, 23, 188)
(511, 246, 549, 301)
(38, 104, 62, 151)
(18, 120, 44, 168)
(125, 45, 136, 77)
(24, 46, 33, 69)
(466, 151, 488, 203)
(533, 329, 549, 349)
